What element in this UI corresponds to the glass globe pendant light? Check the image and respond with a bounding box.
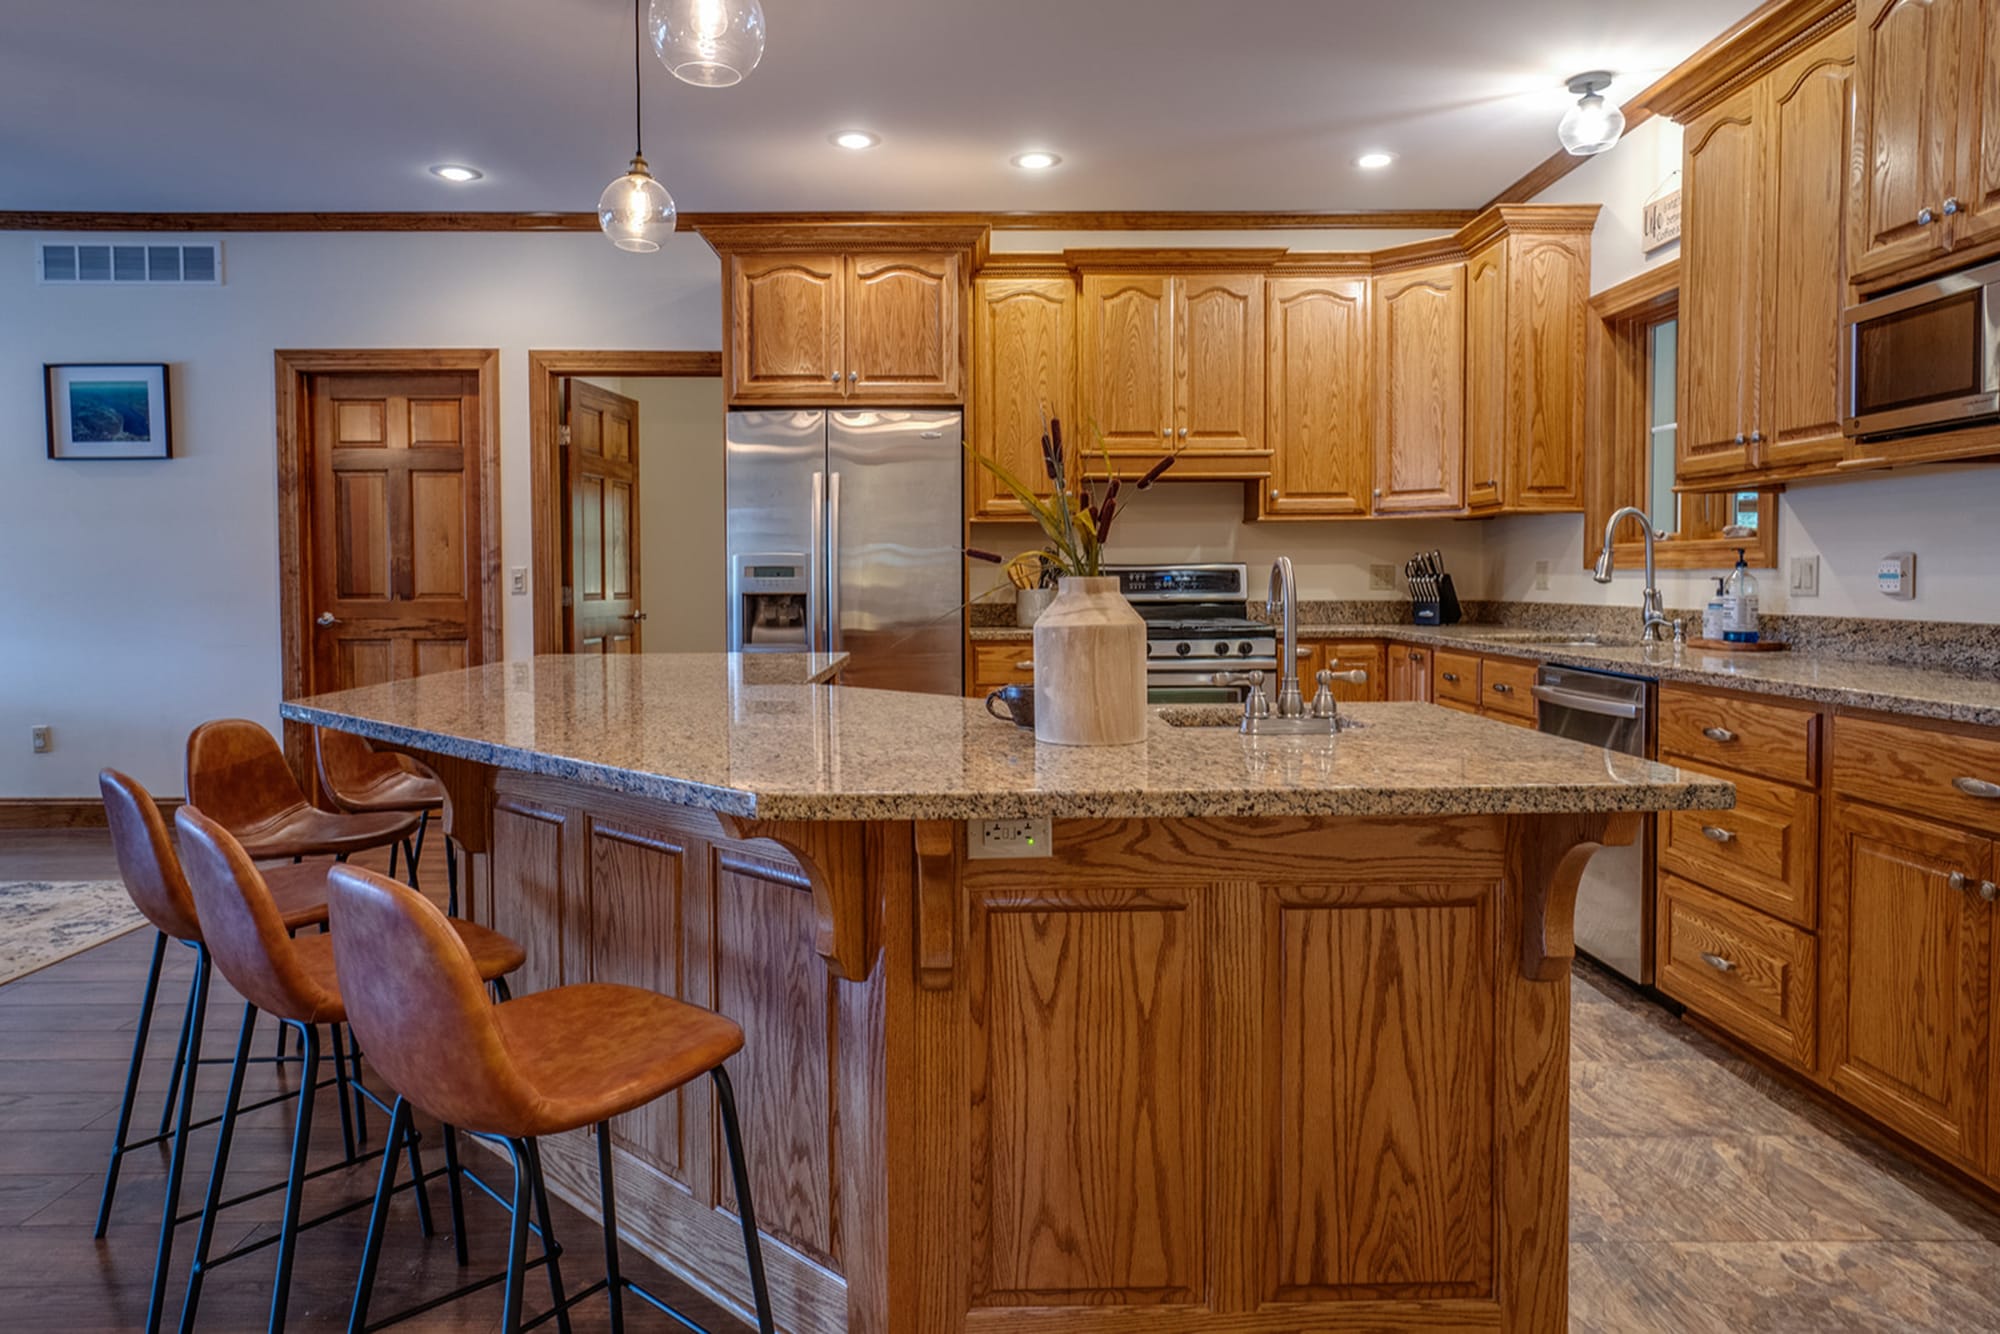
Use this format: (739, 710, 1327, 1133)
(1558, 71, 1625, 156)
(650, 0, 765, 88)
(600, 0, 677, 252)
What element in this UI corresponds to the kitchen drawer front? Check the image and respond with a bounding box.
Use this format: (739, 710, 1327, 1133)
(1659, 685, 1818, 787)
(1479, 657, 1538, 720)
(1433, 649, 1481, 706)
(1658, 764, 1819, 928)
(1657, 874, 1817, 1072)
(970, 642, 1035, 692)
(1832, 716, 2000, 837)
(1438, 696, 1480, 716)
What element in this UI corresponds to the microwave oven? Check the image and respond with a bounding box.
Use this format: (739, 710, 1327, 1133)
(1844, 257, 2000, 440)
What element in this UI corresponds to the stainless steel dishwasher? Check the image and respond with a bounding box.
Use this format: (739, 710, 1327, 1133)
(1533, 664, 1655, 986)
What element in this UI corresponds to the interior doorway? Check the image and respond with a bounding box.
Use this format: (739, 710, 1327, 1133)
(527, 351, 724, 655)
(275, 348, 500, 776)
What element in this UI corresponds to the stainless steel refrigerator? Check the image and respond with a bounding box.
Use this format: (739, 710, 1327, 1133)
(725, 409, 963, 694)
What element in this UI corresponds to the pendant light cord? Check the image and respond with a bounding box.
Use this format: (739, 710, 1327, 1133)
(632, 0, 643, 157)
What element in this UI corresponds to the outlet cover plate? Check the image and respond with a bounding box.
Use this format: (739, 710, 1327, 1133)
(1788, 555, 1820, 597)
(967, 816, 1053, 859)
(1368, 564, 1396, 592)
(30, 726, 51, 754)
(1533, 560, 1551, 592)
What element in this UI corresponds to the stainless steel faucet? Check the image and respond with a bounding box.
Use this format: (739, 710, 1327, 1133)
(1269, 557, 1303, 717)
(1592, 506, 1671, 643)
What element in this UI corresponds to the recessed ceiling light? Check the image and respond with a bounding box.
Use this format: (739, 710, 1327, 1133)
(1011, 150, 1061, 170)
(1355, 151, 1396, 170)
(831, 131, 880, 151)
(429, 164, 483, 183)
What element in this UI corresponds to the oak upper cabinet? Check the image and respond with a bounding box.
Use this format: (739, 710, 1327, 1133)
(1256, 275, 1372, 517)
(1679, 87, 1764, 481)
(1463, 243, 1507, 513)
(1080, 273, 1176, 452)
(1371, 260, 1466, 514)
(728, 252, 846, 401)
(1958, 0, 2000, 251)
(970, 273, 1074, 520)
(1176, 273, 1264, 453)
(1851, 0, 1967, 283)
(845, 253, 962, 401)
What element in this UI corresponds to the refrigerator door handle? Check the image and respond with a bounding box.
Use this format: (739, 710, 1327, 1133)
(827, 470, 843, 653)
(809, 470, 825, 653)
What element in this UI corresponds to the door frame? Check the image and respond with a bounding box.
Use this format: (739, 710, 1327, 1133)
(526, 350, 722, 654)
(274, 348, 502, 775)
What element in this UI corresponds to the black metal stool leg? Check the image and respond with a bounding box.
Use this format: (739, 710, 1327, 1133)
(348, 1023, 370, 1144)
(267, 1021, 320, 1333)
(596, 1123, 626, 1334)
(143, 944, 210, 1334)
(327, 1021, 359, 1163)
(95, 930, 167, 1237)
(387, 838, 399, 882)
(178, 1001, 258, 1333)
(501, 1138, 534, 1334)
(444, 834, 458, 918)
(714, 1067, 776, 1333)
(440, 1123, 470, 1267)
(523, 1138, 573, 1334)
(403, 1107, 437, 1240)
(345, 1095, 413, 1334)
(156, 955, 198, 1138)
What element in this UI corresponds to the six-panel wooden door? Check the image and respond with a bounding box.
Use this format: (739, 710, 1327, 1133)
(563, 379, 643, 654)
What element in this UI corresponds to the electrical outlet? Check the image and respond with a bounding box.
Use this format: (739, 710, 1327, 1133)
(1788, 555, 1820, 598)
(1533, 560, 1551, 592)
(510, 566, 529, 596)
(1368, 564, 1396, 592)
(30, 726, 51, 754)
(967, 816, 1053, 860)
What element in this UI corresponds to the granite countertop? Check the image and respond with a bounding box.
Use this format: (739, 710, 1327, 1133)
(281, 653, 1732, 823)
(974, 622, 2000, 728)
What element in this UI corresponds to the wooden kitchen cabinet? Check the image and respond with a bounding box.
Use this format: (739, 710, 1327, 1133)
(1387, 643, 1433, 702)
(967, 641, 1035, 696)
(1177, 273, 1263, 453)
(846, 253, 962, 401)
(1371, 261, 1466, 514)
(1079, 273, 1174, 453)
(728, 252, 846, 401)
(1256, 275, 1372, 517)
(1296, 639, 1383, 702)
(1679, 87, 1765, 481)
(970, 272, 1074, 520)
(1851, 0, 1969, 283)
(1957, 0, 2000, 252)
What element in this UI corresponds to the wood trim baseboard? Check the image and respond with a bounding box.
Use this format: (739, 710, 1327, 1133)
(0, 797, 181, 830)
(527, 350, 726, 657)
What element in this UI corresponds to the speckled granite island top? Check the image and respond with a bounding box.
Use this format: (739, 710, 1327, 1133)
(282, 652, 1732, 822)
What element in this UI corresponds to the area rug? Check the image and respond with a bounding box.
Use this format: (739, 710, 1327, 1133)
(0, 880, 144, 986)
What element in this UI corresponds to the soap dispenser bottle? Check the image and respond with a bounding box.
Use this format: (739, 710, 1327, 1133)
(1722, 549, 1760, 644)
(1702, 578, 1727, 642)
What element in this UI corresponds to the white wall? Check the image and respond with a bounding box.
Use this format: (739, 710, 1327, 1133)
(0, 230, 723, 799)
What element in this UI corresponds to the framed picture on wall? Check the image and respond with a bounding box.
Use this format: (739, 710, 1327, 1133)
(44, 363, 173, 459)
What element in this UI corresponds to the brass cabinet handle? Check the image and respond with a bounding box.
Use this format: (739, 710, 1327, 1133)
(1701, 825, 1736, 844)
(1700, 951, 1736, 973)
(1953, 776, 2000, 800)
(1701, 725, 1737, 743)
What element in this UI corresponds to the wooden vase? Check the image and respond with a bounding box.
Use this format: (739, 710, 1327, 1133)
(1032, 576, 1149, 746)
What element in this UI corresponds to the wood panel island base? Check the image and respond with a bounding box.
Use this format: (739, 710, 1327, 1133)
(281, 654, 1732, 1334)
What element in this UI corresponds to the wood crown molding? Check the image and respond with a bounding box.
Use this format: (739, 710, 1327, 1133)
(1062, 246, 1291, 271)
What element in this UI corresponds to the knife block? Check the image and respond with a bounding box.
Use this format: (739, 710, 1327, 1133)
(1413, 574, 1463, 626)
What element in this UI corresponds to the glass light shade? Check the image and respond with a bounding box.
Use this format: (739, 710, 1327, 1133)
(1558, 92, 1625, 156)
(598, 157, 677, 253)
(650, 0, 765, 88)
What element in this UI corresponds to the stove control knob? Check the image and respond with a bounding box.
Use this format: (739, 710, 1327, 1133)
(1239, 640, 1254, 656)
(1175, 641, 1192, 658)
(1214, 641, 1232, 656)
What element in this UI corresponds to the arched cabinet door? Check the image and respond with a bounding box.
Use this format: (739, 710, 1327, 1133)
(728, 252, 846, 402)
(847, 253, 962, 403)
(1260, 275, 1371, 517)
(1371, 260, 1466, 515)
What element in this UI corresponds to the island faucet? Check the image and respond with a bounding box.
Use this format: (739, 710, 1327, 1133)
(1591, 506, 1671, 643)
(1269, 557, 1304, 717)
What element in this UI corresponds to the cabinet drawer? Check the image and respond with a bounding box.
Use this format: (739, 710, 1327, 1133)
(970, 642, 1035, 692)
(1659, 686, 1818, 787)
(1433, 650, 1481, 705)
(1657, 875, 1817, 1073)
(1658, 765, 1819, 928)
(1832, 716, 2000, 837)
(1438, 697, 1480, 716)
(1479, 658, 1538, 720)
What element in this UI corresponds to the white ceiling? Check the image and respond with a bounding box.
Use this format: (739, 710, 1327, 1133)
(0, 0, 1757, 214)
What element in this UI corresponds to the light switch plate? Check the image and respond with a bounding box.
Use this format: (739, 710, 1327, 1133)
(1368, 564, 1396, 592)
(1533, 560, 1551, 592)
(1788, 555, 1820, 597)
(510, 566, 529, 595)
(967, 816, 1053, 859)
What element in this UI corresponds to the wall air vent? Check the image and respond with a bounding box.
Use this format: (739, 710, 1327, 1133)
(38, 241, 222, 285)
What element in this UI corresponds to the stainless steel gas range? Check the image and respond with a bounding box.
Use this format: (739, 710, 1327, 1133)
(1110, 564, 1281, 705)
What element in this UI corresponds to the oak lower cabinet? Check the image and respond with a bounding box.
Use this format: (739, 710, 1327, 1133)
(1371, 262, 1466, 514)
(969, 272, 1074, 520)
(1431, 649, 1536, 728)
(1294, 639, 1383, 702)
(1254, 275, 1372, 517)
(967, 640, 1034, 697)
(1386, 644, 1433, 703)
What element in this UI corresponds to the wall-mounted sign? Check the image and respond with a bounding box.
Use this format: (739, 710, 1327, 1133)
(1642, 179, 1682, 254)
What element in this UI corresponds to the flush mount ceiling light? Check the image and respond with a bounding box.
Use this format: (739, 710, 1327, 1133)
(600, 0, 676, 253)
(1354, 151, 1396, 170)
(428, 164, 483, 183)
(831, 130, 880, 151)
(1558, 71, 1625, 156)
(1011, 150, 1061, 170)
(650, 0, 765, 88)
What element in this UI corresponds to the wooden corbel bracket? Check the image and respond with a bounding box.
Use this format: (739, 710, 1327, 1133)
(1512, 811, 1642, 981)
(715, 815, 875, 982)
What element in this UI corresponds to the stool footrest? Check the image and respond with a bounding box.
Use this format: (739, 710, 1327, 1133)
(356, 1239, 565, 1332)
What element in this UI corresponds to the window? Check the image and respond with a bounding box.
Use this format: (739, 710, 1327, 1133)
(1586, 261, 1777, 572)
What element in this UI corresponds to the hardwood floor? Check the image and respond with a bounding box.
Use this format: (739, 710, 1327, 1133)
(8, 830, 2000, 1330)
(0, 829, 749, 1332)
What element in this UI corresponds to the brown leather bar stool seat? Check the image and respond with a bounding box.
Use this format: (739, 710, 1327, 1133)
(316, 727, 456, 911)
(329, 866, 775, 1334)
(188, 719, 420, 861)
(173, 807, 527, 1334)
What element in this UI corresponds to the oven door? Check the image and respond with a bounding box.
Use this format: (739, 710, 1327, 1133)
(1846, 260, 2000, 439)
(1146, 661, 1277, 706)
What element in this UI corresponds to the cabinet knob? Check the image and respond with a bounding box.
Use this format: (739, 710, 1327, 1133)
(1950, 870, 1973, 894)
(1162, 427, 1171, 438)
(1749, 430, 1762, 443)
(1269, 488, 1280, 500)
(1372, 488, 1383, 498)
(1984, 880, 2000, 904)
(1919, 206, 1936, 226)
(1178, 427, 1188, 438)
(848, 370, 859, 382)
(1734, 433, 1747, 445)
(1701, 725, 1737, 743)
(830, 372, 841, 383)
(1944, 196, 1961, 217)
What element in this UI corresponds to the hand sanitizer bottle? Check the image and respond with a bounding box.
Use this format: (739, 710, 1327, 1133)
(1722, 549, 1760, 644)
(1702, 578, 1727, 642)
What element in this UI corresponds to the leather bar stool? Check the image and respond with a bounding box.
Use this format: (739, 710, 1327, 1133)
(315, 727, 457, 914)
(173, 807, 529, 1334)
(187, 719, 420, 864)
(327, 866, 776, 1334)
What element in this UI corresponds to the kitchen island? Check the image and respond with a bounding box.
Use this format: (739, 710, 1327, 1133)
(283, 653, 1733, 1334)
